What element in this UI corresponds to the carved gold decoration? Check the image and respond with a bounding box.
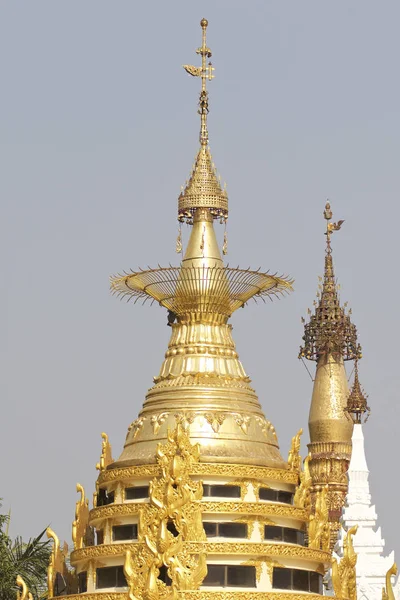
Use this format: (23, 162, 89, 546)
(382, 563, 398, 600)
(294, 454, 311, 510)
(97, 462, 298, 486)
(241, 559, 265, 583)
(308, 485, 330, 552)
(71, 540, 329, 564)
(121, 424, 207, 599)
(345, 359, 370, 424)
(16, 575, 33, 600)
(183, 593, 323, 600)
(52, 594, 324, 600)
(204, 412, 226, 433)
(46, 527, 69, 598)
(96, 432, 113, 472)
(300, 201, 361, 362)
(332, 525, 358, 600)
(151, 413, 168, 434)
(88, 501, 307, 526)
(72, 483, 93, 550)
(287, 428, 302, 471)
(126, 418, 145, 441)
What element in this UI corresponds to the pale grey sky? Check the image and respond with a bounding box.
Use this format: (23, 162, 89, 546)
(2, 0, 400, 559)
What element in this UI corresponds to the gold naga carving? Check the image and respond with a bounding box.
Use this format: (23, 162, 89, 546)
(287, 428, 303, 471)
(46, 527, 69, 598)
(123, 423, 207, 600)
(332, 525, 358, 600)
(96, 432, 114, 472)
(294, 454, 312, 511)
(16, 575, 33, 600)
(382, 563, 398, 600)
(308, 485, 330, 552)
(72, 483, 94, 550)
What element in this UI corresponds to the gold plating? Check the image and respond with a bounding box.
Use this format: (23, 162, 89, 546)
(89, 502, 307, 523)
(98, 463, 298, 486)
(71, 541, 329, 564)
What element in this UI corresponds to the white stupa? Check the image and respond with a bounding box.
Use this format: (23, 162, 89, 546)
(336, 364, 398, 600)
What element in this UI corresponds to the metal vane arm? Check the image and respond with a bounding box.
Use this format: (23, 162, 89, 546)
(183, 18, 214, 146)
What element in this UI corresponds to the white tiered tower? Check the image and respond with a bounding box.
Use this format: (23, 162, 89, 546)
(337, 423, 399, 600)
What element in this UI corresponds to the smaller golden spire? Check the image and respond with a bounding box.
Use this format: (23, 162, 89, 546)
(179, 19, 228, 224)
(345, 360, 371, 424)
(299, 201, 361, 361)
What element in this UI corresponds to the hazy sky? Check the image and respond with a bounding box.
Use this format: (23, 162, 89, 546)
(2, 0, 400, 559)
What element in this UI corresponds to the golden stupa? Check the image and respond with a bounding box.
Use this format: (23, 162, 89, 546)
(20, 18, 369, 600)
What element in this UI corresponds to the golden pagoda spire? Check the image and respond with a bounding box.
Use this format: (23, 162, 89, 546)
(179, 19, 228, 225)
(345, 360, 371, 424)
(300, 201, 362, 551)
(110, 19, 293, 469)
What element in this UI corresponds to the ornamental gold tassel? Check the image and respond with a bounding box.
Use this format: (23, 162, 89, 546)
(176, 226, 183, 254)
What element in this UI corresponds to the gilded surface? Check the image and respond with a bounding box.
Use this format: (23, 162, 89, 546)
(71, 541, 328, 563)
(120, 424, 207, 599)
(51, 595, 325, 600)
(332, 525, 358, 600)
(72, 483, 93, 550)
(16, 575, 32, 600)
(308, 485, 330, 552)
(88, 501, 306, 525)
(293, 454, 311, 510)
(96, 432, 114, 472)
(287, 428, 302, 471)
(46, 527, 72, 598)
(99, 463, 298, 485)
(382, 563, 398, 600)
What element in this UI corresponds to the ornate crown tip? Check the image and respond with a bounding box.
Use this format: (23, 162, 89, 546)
(200, 18, 208, 28)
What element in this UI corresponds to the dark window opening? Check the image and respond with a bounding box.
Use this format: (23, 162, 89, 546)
(125, 486, 149, 500)
(259, 487, 293, 504)
(97, 489, 115, 507)
(54, 573, 68, 596)
(158, 565, 172, 586)
(203, 565, 225, 587)
(272, 567, 322, 593)
(203, 484, 241, 498)
(96, 566, 126, 589)
(167, 520, 179, 537)
(273, 568, 292, 590)
(264, 525, 305, 546)
(310, 571, 323, 594)
(112, 524, 138, 541)
(78, 572, 87, 594)
(96, 530, 104, 545)
(204, 522, 217, 537)
(203, 522, 247, 538)
(203, 565, 256, 588)
(219, 522, 247, 538)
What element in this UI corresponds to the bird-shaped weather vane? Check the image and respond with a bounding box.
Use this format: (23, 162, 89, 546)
(324, 201, 344, 251)
(183, 18, 215, 146)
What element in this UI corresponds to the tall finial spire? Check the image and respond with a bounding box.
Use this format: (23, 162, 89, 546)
(300, 201, 362, 551)
(299, 201, 361, 361)
(183, 18, 214, 147)
(179, 19, 227, 224)
(345, 359, 371, 424)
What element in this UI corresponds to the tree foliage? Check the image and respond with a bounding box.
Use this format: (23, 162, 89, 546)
(0, 505, 51, 600)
